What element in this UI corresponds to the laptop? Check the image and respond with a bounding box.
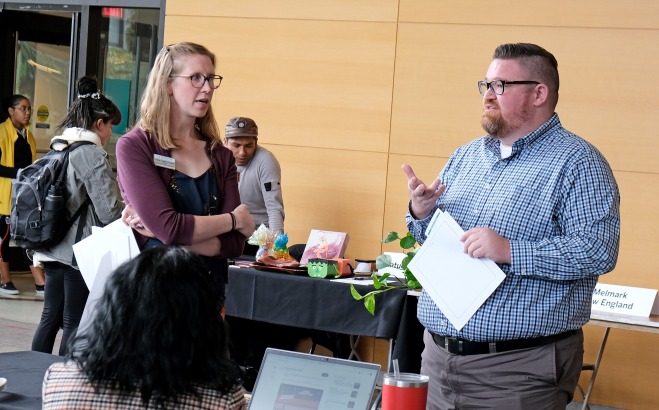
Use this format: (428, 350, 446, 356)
(248, 348, 381, 410)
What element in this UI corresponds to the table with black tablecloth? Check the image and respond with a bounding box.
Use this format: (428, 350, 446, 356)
(0, 351, 64, 409)
(224, 265, 424, 373)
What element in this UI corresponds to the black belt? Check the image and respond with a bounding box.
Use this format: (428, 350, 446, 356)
(430, 330, 577, 356)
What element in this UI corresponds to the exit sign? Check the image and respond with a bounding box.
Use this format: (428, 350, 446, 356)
(102, 7, 124, 19)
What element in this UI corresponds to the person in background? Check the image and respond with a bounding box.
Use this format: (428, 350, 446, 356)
(0, 94, 45, 295)
(31, 76, 123, 356)
(403, 43, 620, 409)
(223, 117, 303, 390)
(224, 117, 284, 255)
(116, 42, 254, 301)
(42, 246, 246, 409)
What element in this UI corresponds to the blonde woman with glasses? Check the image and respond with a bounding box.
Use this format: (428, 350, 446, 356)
(116, 42, 254, 302)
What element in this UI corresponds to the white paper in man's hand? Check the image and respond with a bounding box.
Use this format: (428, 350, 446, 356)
(408, 210, 506, 330)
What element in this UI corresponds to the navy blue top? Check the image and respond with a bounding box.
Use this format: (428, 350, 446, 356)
(144, 166, 226, 296)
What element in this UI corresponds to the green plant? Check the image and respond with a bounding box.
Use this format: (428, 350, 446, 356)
(350, 231, 421, 315)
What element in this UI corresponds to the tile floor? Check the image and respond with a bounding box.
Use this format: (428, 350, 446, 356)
(0, 272, 44, 324)
(0, 272, 623, 409)
(0, 272, 61, 354)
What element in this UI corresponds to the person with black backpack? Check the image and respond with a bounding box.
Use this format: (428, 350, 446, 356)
(31, 76, 123, 356)
(0, 94, 46, 295)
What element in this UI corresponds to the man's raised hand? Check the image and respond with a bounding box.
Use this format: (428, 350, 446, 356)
(401, 164, 445, 220)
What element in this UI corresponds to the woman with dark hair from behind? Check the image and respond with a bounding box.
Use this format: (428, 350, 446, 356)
(42, 246, 247, 409)
(31, 76, 123, 355)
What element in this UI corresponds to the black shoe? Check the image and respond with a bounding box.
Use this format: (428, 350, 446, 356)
(0, 282, 19, 295)
(35, 284, 45, 296)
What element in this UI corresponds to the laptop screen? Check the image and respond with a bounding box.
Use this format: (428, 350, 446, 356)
(248, 348, 381, 410)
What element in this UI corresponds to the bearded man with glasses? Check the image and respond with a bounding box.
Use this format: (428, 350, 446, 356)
(402, 43, 620, 409)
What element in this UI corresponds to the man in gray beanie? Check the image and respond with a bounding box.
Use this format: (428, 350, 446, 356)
(224, 117, 285, 254)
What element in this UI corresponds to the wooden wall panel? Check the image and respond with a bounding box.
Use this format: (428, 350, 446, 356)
(553, 27, 659, 174)
(165, 16, 396, 153)
(166, 0, 398, 22)
(391, 23, 659, 173)
(603, 172, 659, 288)
(390, 23, 488, 157)
(578, 173, 659, 408)
(265, 144, 388, 261)
(581, 324, 659, 409)
(399, 0, 659, 29)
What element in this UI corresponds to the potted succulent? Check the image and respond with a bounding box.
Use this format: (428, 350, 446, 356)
(350, 231, 421, 315)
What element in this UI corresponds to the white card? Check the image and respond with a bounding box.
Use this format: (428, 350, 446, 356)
(153, 154, 175, 170)
(591, 283, 657, 317)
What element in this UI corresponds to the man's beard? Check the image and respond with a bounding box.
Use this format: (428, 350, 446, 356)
(480, 104, 530, 139)
(480, 111, 506, 137)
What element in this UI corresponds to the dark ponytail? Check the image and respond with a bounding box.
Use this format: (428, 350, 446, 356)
(55, 76, 121, 134)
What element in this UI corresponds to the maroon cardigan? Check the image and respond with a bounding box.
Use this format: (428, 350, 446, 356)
(116, 128, 245, 258)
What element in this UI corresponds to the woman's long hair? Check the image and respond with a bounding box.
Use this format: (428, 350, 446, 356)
(68, 246, 242, 407)
(136, 42, 222, 149)
(56, 76, 121, 134)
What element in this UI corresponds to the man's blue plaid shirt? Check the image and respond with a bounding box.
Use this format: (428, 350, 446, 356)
(407, 114, 620, 341)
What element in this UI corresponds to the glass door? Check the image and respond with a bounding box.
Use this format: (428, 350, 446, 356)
(15, 38, 72, 152)
(89, 7, 160, 165)
(4, 9, 76, 152)
(1, 4, 162, 158)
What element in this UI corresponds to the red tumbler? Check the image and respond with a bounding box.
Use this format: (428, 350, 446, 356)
(381, 373, 429, 410)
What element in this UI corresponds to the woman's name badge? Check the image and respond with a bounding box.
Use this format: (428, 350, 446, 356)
(153, 154, 175, 170)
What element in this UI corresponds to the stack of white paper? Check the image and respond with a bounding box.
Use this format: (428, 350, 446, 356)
(74, 220, 140, 333)
(408, 211, 506, 331)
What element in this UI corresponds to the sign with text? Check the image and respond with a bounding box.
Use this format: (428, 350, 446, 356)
(378, 252, 406, 279)
(591, 283, 657, 317)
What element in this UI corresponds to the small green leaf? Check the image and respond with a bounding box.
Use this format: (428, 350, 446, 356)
(354, 230, 423, 314)
(399, 234, 417, 250)
(382, 231, 400, 243)
(364, 294, 376, 315)
(375, 254, 392, 269)
(350, 285, 364, 300)
(401, 254, 412, 270)
(402, 269, 421, 289)
(404, 269, 418, 282)
(406, 279, 421, 289)
(373, 273, 392, 289)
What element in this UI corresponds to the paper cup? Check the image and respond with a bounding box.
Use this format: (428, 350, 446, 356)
(382, 373, 429, 410)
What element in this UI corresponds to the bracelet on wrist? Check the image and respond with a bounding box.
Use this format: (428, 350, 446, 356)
(229, 212, 236, 231)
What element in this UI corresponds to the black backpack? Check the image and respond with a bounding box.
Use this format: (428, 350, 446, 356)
(9, 140, 93, 250)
